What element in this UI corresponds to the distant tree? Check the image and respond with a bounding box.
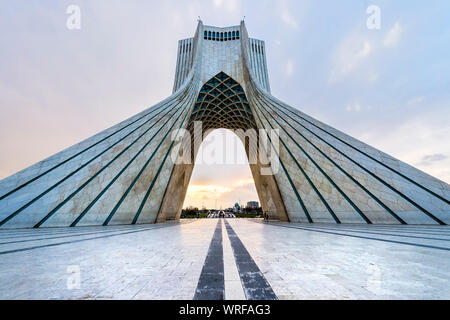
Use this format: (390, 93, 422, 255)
(182, 207, 199, 216)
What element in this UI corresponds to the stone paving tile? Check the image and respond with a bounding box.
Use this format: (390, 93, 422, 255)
(0, 220, 213, 300)
(0, 219, 449, 299)
(226, 219, 450, 300)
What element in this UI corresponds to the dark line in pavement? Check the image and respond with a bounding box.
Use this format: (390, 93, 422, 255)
(0, 225, 152, 239)
(194, 219, 224, 300)
(291, 225, 450, 242)
(260, 221, 450, 251)
(0, 220, 196, 239)
(0, 225, 155, 245)
(332, 226, 450, 236)
(0, 223, 183, 256)
(301, 226, 450, 237)
(224, 219, 277, 300)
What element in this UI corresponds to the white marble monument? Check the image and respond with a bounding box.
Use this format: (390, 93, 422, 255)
(0, 21, 449, 228)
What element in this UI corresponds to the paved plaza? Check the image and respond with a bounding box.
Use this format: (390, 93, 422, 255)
(0, 219, 448, 300)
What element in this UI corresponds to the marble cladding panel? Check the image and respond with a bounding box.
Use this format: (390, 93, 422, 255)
(258, 94, 449, 224)
(136, 156, 175, 224)
(292, 122, 417, 213)
(47, 121, 170, 227)
(200, 37, 243, 86)
(0, 106, 162, 214)
(82, 109, 190, 226)
(280, 127, 358, 212)
(296, 116, 448, 214)
(0, 103, 163, 196)
(276, 113, 400, 224)
(0, 87, 190, 228)
(2, 110, 169, 228)
(285, 101, 449, 200)
(107, 139, 171, 225)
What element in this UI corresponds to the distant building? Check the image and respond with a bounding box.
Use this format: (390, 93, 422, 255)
(247, 201, 259, 209)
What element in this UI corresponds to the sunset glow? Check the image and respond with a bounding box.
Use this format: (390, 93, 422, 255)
(183, 129, 259, 209)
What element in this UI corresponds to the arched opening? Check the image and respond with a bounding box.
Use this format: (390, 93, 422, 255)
(157, 72, 288, 222)
(182, 128, 260, 215)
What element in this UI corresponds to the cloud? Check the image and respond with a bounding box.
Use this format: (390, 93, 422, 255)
(417, 154, 448, 166)
(183, 178, 258, 209)
(407, 96, 425, 106)
(213, 0, 223, 7)
(329, 22, 403, 83)
(384, 22, 403, 48)
(285, 59, 294, 77)
(186, 184, 232, 196)
(212, 0, 240, 13)
(233, 178, 255, 188)
(367, 71, 379, 83)
(346, 101, 361, 112)
(360, 109, 450, 183)
(169, 11, 183, 27)
(329, 35, 372, 82)
(281, 10, 299, 30)
(345, 100, 373, 112)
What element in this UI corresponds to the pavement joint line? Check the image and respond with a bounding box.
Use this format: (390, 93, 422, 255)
(301, 225, 450, 236)
(0, 226, 152, 240)
(0, 219, 195, 238)
(0, 222, 188, 256)
(0, 225, 161, 245)
(194, 219, 225, 300)
(278, 225, 450, 242)
(254, 221, 450, 251)
(224, 219, 278, 300)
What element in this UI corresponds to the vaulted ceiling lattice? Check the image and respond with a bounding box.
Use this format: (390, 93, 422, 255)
(189, 72, 257, 133)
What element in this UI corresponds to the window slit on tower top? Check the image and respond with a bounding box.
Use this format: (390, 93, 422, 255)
(203, 29, 240, 41)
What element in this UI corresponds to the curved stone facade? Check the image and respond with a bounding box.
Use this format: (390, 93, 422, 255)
(0, 21, 449, 228)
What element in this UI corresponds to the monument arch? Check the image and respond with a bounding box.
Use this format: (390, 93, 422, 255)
(0, 21, 448, 229)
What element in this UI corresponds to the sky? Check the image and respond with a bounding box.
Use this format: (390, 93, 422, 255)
(0, 1, 449, 209)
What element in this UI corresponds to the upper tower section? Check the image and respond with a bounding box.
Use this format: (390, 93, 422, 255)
(172, 21, 271, 94)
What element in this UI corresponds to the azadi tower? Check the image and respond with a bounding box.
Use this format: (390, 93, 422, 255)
(0, 21, 449, 229)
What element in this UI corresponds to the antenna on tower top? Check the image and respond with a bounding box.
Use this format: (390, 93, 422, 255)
(198, 16, 201, 22)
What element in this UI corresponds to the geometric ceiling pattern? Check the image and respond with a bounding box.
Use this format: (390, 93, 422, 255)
(189, 72, 257, 133)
